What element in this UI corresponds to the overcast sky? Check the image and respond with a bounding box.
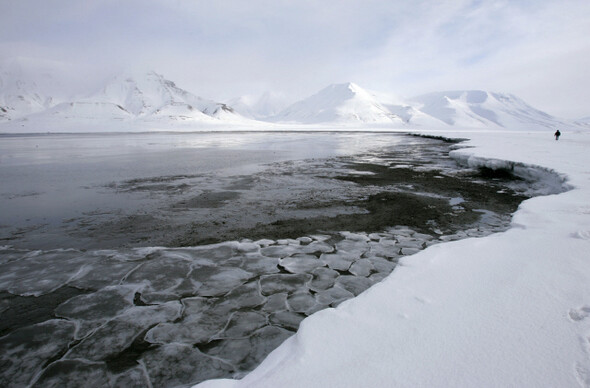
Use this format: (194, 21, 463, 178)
(2, 0, 589, 118)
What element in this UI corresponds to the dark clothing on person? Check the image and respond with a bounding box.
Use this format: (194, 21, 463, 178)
(554, 130, 561, 140)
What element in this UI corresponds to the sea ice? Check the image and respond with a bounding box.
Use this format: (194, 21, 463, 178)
(0, 319, 76, 388)
(300, 241, 335, 254)
(269, 311, 306, 331)
(335, 238, 369, 257)
(55, 285, 137, 338)
(334, 275, 374, 296)
(260, 244, 301, 258)
(32, 360, 111, 387)
(194, 267, 254, 297)
(124, 254, 194, 300)
(309, 267, 340, 291)
(279, 254, 324, 274)
(259, 274, 313, 295)
(223, 282, 265, 309)
(218, 311, 268, 339)
(111, 366, 151, 388)
(238, 326, 293, 372)
(55, 285, 136, 321)
(68, 256, 140, 290)
(200, 242, 242, 257)
(199, 337, 252, 367)
(261, 293, 288, 312)
(0, 249, 88, 296)
(297, 237, 313, 245)
(239, 253, 280, 275)
(349, 258, 374, 277)
(315, 286, 355, 306)
(339, 231, 371, 242)
(367, 239, 398, 258)
(65, 302, 182, 361)
(320, 251, 357, 271)
(141, 343, 233, 388)
(236, 241, 260, 253)
(366, 256, 397, 273)
(145, 298, 226, 344)
(254, 239, 275, 247)
(286, 292, 319, 314)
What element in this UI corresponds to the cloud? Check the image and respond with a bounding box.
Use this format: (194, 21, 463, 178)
(1, 0, 589, 117)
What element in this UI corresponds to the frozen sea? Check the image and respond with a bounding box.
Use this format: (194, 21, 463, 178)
(0, 131, 554, 387)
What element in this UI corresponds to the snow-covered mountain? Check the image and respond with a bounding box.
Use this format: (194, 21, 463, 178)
(1, 60, 583, 132)
(574, 116, 590, 129)
(410, 90, 569, 129)
(265, 84, 573, 130)
(1, 71, 250, 130)
(0, 79, 50, 121)
(92, 71, 237, 121)
(0, 60, 56, 121)
(269, 83, 404, 124)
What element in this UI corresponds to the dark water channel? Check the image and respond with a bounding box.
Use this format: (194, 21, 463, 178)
(0, 132, 560, 387)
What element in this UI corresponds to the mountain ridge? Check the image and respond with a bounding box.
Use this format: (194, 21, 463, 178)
(0, 63, 585, 131)
(409, 90, 570, 129)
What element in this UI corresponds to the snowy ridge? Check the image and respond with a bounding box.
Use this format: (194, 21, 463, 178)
(0, 64, 53, 120)
(410, 90, 570, 129)
(269, 83, 404, 124)
(0, 57, 87, 121)
(574, 116, 590, 129)
(94, 72, 236, 120)
(0, 68, 249, 129)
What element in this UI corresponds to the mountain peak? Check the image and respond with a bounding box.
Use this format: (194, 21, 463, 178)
(271, 82, 403, 124)
(318, 82, 365, 97)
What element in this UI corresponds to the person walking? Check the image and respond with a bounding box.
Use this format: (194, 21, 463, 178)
(554, 129, 561, 140)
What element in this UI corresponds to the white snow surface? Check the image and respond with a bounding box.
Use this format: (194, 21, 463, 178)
(196, 129, 590, 388)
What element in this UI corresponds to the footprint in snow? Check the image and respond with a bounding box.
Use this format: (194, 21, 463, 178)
(572, 230, 590, 240)
(569, 306, 590, 322)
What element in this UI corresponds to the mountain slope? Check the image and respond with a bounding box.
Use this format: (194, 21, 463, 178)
(92, 72, 237, 121)
(270, 83, 404, 124)
(0, 61, 54, 121)
(6, 72, 249, 129)
(410, 90, 568, 129)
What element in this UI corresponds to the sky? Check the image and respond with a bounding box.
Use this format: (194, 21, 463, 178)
(1, 0, 590, 119)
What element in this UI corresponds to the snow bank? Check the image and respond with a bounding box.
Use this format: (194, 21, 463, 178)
(196, 129, 590, 388)
(450, 150, 571, 196)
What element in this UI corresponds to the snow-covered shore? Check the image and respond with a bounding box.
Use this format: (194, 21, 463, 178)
(196, 129, 590, 388)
